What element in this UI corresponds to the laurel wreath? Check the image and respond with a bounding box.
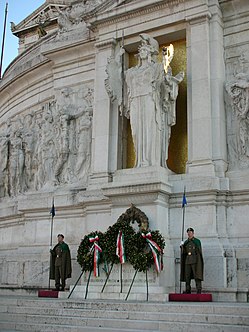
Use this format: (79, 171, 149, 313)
(77, 205, 165, 273)
(128, 230, 165, 272)
(77, 231, 105, 272)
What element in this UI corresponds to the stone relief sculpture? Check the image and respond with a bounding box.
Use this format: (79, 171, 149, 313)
(38, 106, 57, 188)
(22, 113, 36, 188)
(56, 7, 75, 32)
(53, 88, 75, 184)
(9, 126, 26, 196)
(0, 123, 9, 197)
(226, 72, 249, 169)
(0, 85, 93, 199)
(75, 89, 93, 182)
(105, 33, 184, 168)
(56, 0, 104, 32)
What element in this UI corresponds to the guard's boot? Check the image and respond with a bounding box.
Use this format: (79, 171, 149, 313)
(196, 279, 202, 294)
(185, 283, 191, 294)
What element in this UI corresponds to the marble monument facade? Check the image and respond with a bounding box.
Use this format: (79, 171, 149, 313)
(0, 0, 248, 302)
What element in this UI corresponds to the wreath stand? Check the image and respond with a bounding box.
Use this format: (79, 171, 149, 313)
(101, 262, 114, 293)
(67, 270, 84, 299)
(75, 205, 165, 301)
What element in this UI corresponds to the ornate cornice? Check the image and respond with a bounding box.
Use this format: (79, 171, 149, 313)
(87, 0, 186, 29)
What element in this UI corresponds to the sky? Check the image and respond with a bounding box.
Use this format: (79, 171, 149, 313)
(0, 0, 44, 75)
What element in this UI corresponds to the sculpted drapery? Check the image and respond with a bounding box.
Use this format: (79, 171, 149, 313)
(106, 33, 184, 169)
(0, 86, 93, 198)
(226, 73, 249, 168)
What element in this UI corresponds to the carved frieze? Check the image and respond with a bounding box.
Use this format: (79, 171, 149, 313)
(0, 84, 94, 198)
(226, 69, 249, 169)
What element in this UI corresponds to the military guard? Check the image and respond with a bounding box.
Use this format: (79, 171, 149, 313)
(180, 227, 204, 294)
(50, 234, 72, 291)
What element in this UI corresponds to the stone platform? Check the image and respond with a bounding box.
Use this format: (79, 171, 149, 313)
(38, 290, 59, 298)
(0, 295, 249, 332)
(169, 293, 212, 302)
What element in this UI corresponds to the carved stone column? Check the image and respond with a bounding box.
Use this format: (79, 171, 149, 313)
(186, 12, 216, 176)
(89, 38, 119, 186)
(209, 5, 228, 177)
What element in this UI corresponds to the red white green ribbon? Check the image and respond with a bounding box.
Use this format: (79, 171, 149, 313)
(116, 230, 126, 264)
(142, 232, 162, 273)
(89, 236, 102, 277)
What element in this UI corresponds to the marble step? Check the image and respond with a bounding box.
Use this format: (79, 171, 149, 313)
(0, 296, 249, 332)
(64, 289, 168, 301)
(1, 309, 249, 327)
(1, 296, 249, 316)
(0, 319, 248, 332)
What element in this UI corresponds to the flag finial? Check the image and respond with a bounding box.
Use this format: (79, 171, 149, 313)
(182, 187, 187, 208)
(50, 198, 55, 218)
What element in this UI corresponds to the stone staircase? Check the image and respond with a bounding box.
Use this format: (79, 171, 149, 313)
(0, 295, 249, 332)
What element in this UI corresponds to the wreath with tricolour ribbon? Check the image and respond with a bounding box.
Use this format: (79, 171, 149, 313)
(77, 231, 105, 276)
(77, 205, 165, 275)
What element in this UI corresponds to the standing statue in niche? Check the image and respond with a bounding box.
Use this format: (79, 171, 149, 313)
(105, 33, 184, 168)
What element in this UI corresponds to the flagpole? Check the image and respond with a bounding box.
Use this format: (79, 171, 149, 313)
(120, 29, 125, 168)
(180, 187, 186, 294)
(0, 2, 8, 80)
(48, 198, 55, 290)
(48, 214, 54, 290)
(181, 187, 186, 242)
(50, 214, 54, 248)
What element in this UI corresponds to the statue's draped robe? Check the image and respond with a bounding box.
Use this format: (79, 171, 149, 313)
(126, 62, 172, 167)
(105, 34, 183, 169)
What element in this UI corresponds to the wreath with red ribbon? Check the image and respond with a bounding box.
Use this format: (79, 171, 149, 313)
(77, 231, 105, 275)
(104, 220, 136, 265)
(77, 205, 165, 275)
(129, 230, 165, 272)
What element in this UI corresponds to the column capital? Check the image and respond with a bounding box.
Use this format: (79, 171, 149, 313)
(186, 12, 212, 25)
(95, 38, 117, 50)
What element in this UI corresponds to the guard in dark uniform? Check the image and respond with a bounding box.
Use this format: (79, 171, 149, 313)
(180, 227, 204, 294)
(50, 234, 72, 291)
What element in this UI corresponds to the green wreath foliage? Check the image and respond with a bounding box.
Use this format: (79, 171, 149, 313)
(129, 230, 166, 272)
(76, 206, 166, 275)
(77, 231, 105, 272)
(104, 220, 136, 264)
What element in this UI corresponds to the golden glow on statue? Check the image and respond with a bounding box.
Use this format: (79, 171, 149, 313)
(126, 39, 187, 174)
(162, 44, 174, 74)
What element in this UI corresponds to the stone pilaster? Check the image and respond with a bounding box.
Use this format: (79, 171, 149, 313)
(186, 12, 216, 176)
(209, 3, 228, 177)
(89, 38, 119, 187)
